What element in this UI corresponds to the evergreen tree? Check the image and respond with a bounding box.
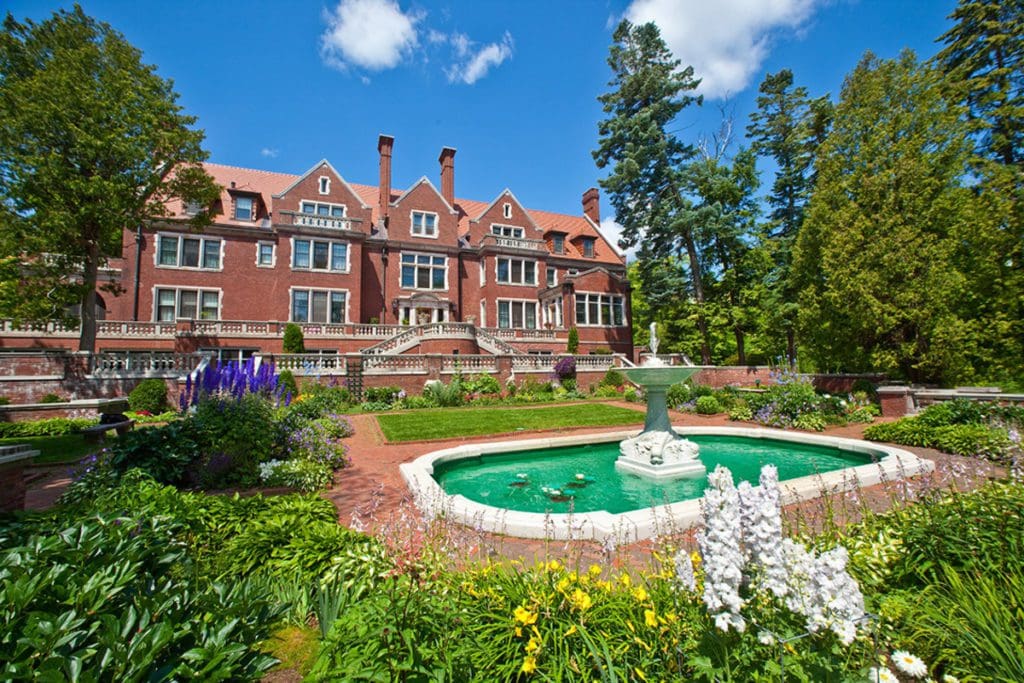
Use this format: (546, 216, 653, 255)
(593, 20, 715, 363)
(935, 0, 1024, 168)
(793, 51, 980, 383)
(0, 7, 219, 353)
(746, 69, 833, 364)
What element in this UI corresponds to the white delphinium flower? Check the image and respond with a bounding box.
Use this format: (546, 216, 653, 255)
(757, 630, 776, 646)
(892, 650, 928, 678)
(698, 465, 746, 632)
(673, 549, 696, 591)
(738, 465, 788, 598)
(258, 459, 282, 482)
(868, 666, 898, 683)
(809, 546, 865, 645)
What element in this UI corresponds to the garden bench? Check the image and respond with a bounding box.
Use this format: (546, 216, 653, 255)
(79, 416, 135, 443)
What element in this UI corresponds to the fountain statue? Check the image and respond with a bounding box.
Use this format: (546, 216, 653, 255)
(616, 323, 706, 480)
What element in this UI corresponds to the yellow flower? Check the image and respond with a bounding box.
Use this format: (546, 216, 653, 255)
(564, 624, 577, 637)
(521, 655, 537, 675)
(690, 551, 701, 566)
(547, 560, 562, 572)
(619, 573, 632, 587)
(514, 605, 538, 625)
(556, 576, 571, 593)
(596, 579, 612, 592)
(568, 588, 592, 611)
(632, 586, 649, 602)
(588, 564, 603, 578)
(634, 667, 648, 681)
(525, 635, 542, 654)
(515, 626, 522, 637)
(644, 609, 658, 628)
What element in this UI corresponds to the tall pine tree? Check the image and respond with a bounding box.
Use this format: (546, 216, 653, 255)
(593, 20, 714, 362)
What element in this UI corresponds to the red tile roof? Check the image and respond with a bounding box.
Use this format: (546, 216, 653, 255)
(184, 162, 624, 265)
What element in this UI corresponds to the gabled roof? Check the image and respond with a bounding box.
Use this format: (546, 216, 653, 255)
(391, 176, 458, 214)
(272, 159, 372, 209)
(468, 188, 542, 233)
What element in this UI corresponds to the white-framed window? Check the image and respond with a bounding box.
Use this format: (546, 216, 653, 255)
(154, 287, 220, 321)
(552, 234, 565, 254)
(496, 257, 536, 285)
(411, 211, 438, 238)
(200, 347, 257, 364)
(183, 200, 203, 216)
(582, 237, 595, 258)
(401, 252, 447, 290)
(300, 200, 346, 218)
(543, 298, 563, 328)
(318, 176, 330, 195)
(256, 241, 275, 267)
(497, 299, 538, 329)
(491, 224, 524, 239)
(235, 196, 254, 221)
(479, 301, 486, 328)
(291, 288, 347, 324)
(546, 266, 557, 287)
(156, 234, 222, 270)
(503, 202, 512, 219)
(291, 238, 348, 272)
(575, 293, 625, 327)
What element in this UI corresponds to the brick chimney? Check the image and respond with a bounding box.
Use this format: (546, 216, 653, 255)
(582, 187, 600, 224)
(378, 134, 394, 222)
(439, 147, 456, 207)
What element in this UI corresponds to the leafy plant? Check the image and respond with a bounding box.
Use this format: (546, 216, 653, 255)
(127, 378, 169, 413)
(423, 380, 465, 408)
(0, 417, 96, 438)
(282, 323, 305, 353)
(553, 356, 577, 381)
(695, 395, 721, 415)
(600, 368, 626, 388)
(108, 419, 201, 484)
(38, 392, 63, 403)
(258, 458, 332, 492)
(277, 369, 299, 399)
(364, 386, 403, 404)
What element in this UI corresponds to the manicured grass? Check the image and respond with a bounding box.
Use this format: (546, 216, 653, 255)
(376, 403, 645, 442)
(0, 434, 106, 465)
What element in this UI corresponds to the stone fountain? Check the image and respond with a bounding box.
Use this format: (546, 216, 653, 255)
(615, 323, 707, 480)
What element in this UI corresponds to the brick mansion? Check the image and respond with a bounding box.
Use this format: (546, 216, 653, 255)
(1, 135, 633, 362)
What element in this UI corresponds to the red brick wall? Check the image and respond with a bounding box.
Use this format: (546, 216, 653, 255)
(0, 460, 26, 512)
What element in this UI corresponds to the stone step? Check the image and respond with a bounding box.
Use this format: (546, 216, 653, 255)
(0, 444, 34, 456)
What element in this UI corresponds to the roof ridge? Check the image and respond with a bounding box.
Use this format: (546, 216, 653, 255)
(204, 161, 299, 177)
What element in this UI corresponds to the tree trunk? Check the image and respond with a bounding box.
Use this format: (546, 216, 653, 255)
(734, 327, 746, 365)
(78, 239, 100, 355)
(680, 235, 712, 364)
(786, 328, 796, 367)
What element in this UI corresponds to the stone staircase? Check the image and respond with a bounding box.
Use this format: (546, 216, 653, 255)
(360, 322, 518, 356)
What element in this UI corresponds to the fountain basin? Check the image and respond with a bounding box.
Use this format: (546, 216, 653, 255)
(400, 427, 934, 542)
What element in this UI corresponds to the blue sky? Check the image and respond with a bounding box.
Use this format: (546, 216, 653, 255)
(8, 0, 958, 249)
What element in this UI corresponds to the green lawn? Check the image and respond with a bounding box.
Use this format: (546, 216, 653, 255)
(0, 434, 107, 465)
(376, 403, 645, 442)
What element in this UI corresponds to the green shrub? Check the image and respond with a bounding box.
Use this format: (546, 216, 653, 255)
(847, 405, 878, 423)
(108, 419, 201, 485)
(592, 346, 613, 355)
(39, 392, 63, 403)
(192, 394, 278, 486)
(917, 398, 987, 427)
(282, 323, 305, 353)
(729, 404, 754, 421)
(666, 382, 692, 407)
(128, 378, 169, 413)
(365, 386, 402, 404)
(0, 513, 282, 680)
(600, 368, 626, 388)
(694, 395, 721, 415)
(623, 388, 639, 402)
(423, 379, 465, 407)
(932, 424, 1012, 459)
(567, 326, 579, 353)
(0, 396, 10, 405)
(258, 458, 332, 492)
(360, 401, 392, 412)
(793, 413, 827, 431)
(463, 373, 501, 395)
(277, 369, 299, 398)
(0, 416, 96, 438)
(397, 394, 436, 409)
(592, 384, 624, 398)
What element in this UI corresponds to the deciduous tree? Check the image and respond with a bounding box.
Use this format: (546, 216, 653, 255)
(0, 6, 219, 353)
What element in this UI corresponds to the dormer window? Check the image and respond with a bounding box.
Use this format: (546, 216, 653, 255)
(492, 224, 524, 239)
(235, 196, 254, 221)
(318, 176, 330, 195)
(552, 234, 565, 254)
(503, 202, 512, 219)
(411, 211, 438, 237)
(582, 237, 595, 258)
(301, 201, 346, 218)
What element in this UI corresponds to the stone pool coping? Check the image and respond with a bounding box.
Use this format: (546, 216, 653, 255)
(399, 426, 934, 543)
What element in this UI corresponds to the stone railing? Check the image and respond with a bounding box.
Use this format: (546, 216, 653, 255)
(363, 354, 429, 374)
(261, 352, 346, 375)
(479, 234, 547, 252)
(286, 213, 361, 231)
(473, 327, 519, 354)
(362, 322, 476, 355)
(91, 351, 211, 376)
(482, 327, 558, 341)
(440, 355, 499, 374)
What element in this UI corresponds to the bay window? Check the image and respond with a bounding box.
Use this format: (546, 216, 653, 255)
(574, 293, 625, 326)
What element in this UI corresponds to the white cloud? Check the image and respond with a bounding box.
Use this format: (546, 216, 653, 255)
(599, 217, 635, 260)
(320, 0, 420, 72)
(260, 148, 278, 158)
(623, 0, 821, 99)
(445, 31, 514, 85)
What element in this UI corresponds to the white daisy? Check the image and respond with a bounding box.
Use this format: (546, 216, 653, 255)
(868, 667, 898, 683)
(892, 650, 928, 678)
